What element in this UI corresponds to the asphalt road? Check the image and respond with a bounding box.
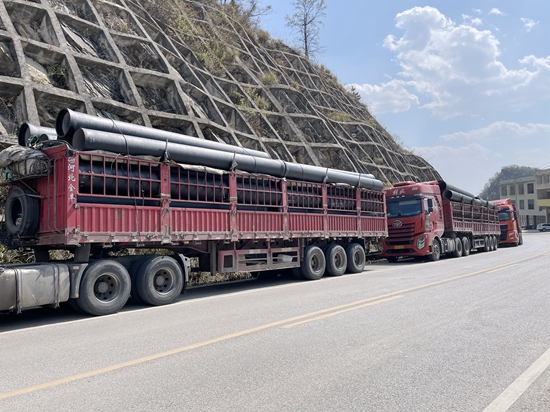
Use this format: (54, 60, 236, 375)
(1, 232, 550, 411)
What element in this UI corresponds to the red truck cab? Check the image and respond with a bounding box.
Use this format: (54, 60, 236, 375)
(381, 180, 500, 262)
(493, 198, 523, 246)
(381, 181, 444, 261)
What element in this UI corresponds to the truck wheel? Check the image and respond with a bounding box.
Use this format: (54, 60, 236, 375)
(491, 236, 497, 251)
(5, 186, 40, 238)
(77, 260, 131, 316)
(68, 298, 85, 314)
(427, 239, 441, 262)
(493, 236, 499, 250)
(301, 246, 326, 280)
(325, 244, 347, 276)
(136, 256, 184, 305)
(346, 243, 366, 273)
(128, 256, 150, 304)
(518, 234, 523, 245)
(461, 237, 471, 256)
(481, 236, 490, 252)
(451, 238, 463, 258)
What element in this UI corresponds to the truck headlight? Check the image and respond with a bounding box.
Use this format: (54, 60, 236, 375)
(416, 236, 426, 250)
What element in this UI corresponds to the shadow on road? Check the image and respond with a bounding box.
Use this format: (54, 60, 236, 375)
(0, 270, 303, 333)
(0, 259, 415, 333)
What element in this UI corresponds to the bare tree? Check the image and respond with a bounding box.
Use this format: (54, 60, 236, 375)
(285, 0, 327, 59)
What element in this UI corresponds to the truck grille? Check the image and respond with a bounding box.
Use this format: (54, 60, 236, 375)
(387, 222, 416, 244)
(500, 224, 508, 230)
(388, 222, 415, 237)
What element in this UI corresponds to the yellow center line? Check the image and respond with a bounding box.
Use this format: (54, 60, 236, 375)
(487, 264, 517, 274)
(282, 295, 403, 329)
(1, 250, 548, 400)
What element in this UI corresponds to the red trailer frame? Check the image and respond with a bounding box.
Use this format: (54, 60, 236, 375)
(20, 145, 387, 274)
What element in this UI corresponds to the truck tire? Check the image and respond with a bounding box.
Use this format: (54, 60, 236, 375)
(481, 236, 490, 252)
(325, 244, 347, 276)
(301, 246, 326, 280)
(77, 260, 131, 316)
(427, 239, 441, 262)
(136, 256, 184, 305)
(490, 236, 497, 251)
(5, 186, 40, 238)
(346, 243, 366, 273)
(128, 256, 150, 304)
(68, 298, 85, 314)
(451, 238, 463, 258)
(518, 233, 523, 245)
(461, 237, 471, 256)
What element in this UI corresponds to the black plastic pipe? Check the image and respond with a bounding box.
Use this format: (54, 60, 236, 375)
(439, 181, 495, 209)
(39, 134, 57, 142)
(18, 123, 56, 146)
(72, 128, 384, 191)
(56, 108, 270, 159)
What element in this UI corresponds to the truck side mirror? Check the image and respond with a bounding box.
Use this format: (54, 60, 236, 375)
(426, 198, 434, 213)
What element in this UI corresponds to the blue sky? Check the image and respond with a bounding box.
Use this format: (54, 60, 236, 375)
(259, 0, 550, 195)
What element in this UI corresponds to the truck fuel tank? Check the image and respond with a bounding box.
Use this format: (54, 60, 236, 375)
(0, 264, 70, 313)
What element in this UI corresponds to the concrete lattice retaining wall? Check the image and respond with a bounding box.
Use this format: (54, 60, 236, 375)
(0, 0, 441, 184)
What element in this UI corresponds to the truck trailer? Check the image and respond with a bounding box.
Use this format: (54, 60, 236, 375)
(380, 181, 500, 262)
(493, 198, 523, 246)
(0, 110, 387, 316)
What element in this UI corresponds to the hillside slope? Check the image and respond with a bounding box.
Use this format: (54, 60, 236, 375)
(0, 0, 440, 184)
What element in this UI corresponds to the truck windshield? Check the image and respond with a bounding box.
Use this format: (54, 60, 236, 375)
(498, 210, 511, 221)
(387, 199, 422, 218)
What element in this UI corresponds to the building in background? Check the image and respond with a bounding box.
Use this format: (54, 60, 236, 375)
(499, 176, 546, 229)
(536, 169, 550, 223)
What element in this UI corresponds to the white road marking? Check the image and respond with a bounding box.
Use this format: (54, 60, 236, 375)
(483, 346, 550, 412)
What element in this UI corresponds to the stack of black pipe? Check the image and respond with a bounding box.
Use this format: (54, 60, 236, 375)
(438, 181, 496, 209)
(18, 108, 384, 192)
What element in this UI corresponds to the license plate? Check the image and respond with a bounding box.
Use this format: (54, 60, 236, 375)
(394, 245, 404, 250)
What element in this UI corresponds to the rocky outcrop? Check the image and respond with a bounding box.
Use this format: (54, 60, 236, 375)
(0, 0, 440, 183)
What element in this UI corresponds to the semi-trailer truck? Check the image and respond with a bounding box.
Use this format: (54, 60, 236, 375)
(380, 181, 500, 262)
(0, 110, 387, 316)
(493, 198, 523, 246)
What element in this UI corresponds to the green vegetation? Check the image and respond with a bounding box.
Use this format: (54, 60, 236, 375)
(195, 40, 236, 76)
(47, 64, 68, 89)
(260, 71, 278, 85)
(253, 93, 269, 110)
(324, 110, 352, 122)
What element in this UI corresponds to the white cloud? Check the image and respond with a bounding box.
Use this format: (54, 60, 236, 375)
(347, 80, 418, 114)
(440, 121, 550, 141)
(489, 8, 505, 16)
(521, 18, 538, 32)
(473, 9, 482, 14)
(462, 14, 483, 26)
(353, 7, 550, 119)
